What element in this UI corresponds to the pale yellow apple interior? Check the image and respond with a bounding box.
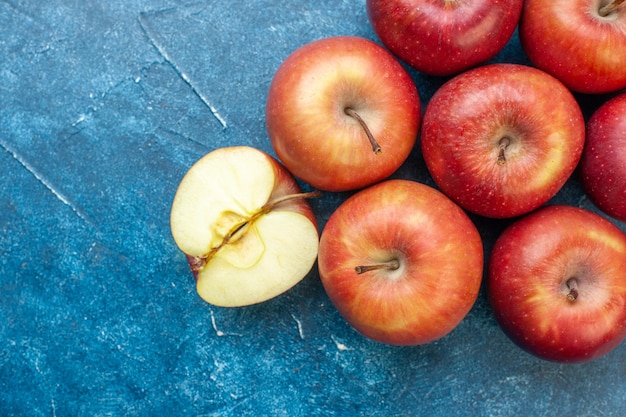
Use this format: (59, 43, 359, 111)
(170, 148, 276, 257)
(170, 147, 319, 307)
(196, 212, 318, 307)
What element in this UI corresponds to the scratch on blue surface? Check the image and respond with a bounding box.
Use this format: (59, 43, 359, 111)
(331, 335, 353, 352)
(1, 0, 46, 29)
(210, 309, 242, 337)
(424, 373, 454, 399)
(0, 138, 92, 225)
(157, 126, 207, 149)
(291, 314, 305, 339)
(138, 11, 229, 129)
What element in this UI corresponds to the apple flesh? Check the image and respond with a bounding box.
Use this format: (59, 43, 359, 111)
(366, 0, 523, 76)
(170, 146, 320, 307)
(318, 179, 483, 346)
(520, 0, 626, 94)
(420, 63, 585, 218)
(580, 92, 626, 222)
(488, 205, 626, 363)
(266, 35, 420, 192)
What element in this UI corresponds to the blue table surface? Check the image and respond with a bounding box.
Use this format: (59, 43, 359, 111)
(2, 1, 625, 416)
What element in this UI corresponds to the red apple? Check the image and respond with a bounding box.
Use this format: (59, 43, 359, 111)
(317, 179, 483, 346)
(170, 146, 320, 307)
(266, 35, 420, 192)
(420, 63, 585, 219)
(520, 0, 626, 94)
(366, 0, 523, 76)
(580, 92, 626, 222)
(488, 205, 626, 363)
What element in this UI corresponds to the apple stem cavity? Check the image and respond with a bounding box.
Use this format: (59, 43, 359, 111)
(497, 137, 511, 166)
(566, 278, 579, 302)
(189, 190, 322, 272)
(354, 259, 400, 274)
(599, 0, 625, 16)
(344, 107, 382, 154)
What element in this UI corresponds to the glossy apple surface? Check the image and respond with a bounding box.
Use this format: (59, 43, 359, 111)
(421, 63, 585, 218)
(488, 205, 626, 363)
(580, 92, 626, 222)
(318, 179, 483, 346)
(366, 0, 523, 76)
(170, 146, 319, 307)
(266, 35, 420, 192)
(520, 0, 626, 94)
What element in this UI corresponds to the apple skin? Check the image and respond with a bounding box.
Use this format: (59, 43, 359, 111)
(488, 205, 626, 363)
(366, 0, 523, 76)
(520, 0, 626, 94)
(420, 63, 585, 219)
(170, 146, 320, 307)
(266, 35, 420, 192)
(317, 179, 484, 346)
(580, 92, 626, 222)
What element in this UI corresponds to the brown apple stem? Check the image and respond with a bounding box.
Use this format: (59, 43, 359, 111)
(355, 259, 400, 274)
(566, 278, 579, 302)
(192, 190, 322, 271)
(243, 189, 322, 238)
(344, 107, 382, 154)
(599, 0, 625, 16)
(497, 137, 511, 166)
(262, 190, 322, 213)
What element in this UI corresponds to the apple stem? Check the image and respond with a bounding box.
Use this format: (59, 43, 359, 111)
(599, 0, 625, 16)
(566, 278, 579, 302)
(262, 190, 322, 213)
(344, 107, 382, 154)
(354, 259, 400, 274)
(497, 137, 511, 166)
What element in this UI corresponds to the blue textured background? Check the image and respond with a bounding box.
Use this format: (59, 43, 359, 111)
(2, 1, 625, 416)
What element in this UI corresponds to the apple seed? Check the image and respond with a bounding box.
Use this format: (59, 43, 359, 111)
(344, 107, 382, 154)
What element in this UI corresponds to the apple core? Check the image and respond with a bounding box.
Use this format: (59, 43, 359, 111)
(189, 190, 322, 271)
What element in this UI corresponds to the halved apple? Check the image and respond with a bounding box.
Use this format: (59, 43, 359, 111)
(170, 146, 320, 307)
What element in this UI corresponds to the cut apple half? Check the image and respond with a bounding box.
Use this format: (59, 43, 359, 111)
(170, 146, 320, 307)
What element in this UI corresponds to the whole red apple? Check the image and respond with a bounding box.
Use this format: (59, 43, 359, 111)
(580, 92, 626, 222)
(366, 0, 523, 76)
(520, 0, 626, 94)
(266, 36, 420, 192)
(317, 179, 483, 346)
(420, 63, 585, 219)
(488, 205, 626, 363)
